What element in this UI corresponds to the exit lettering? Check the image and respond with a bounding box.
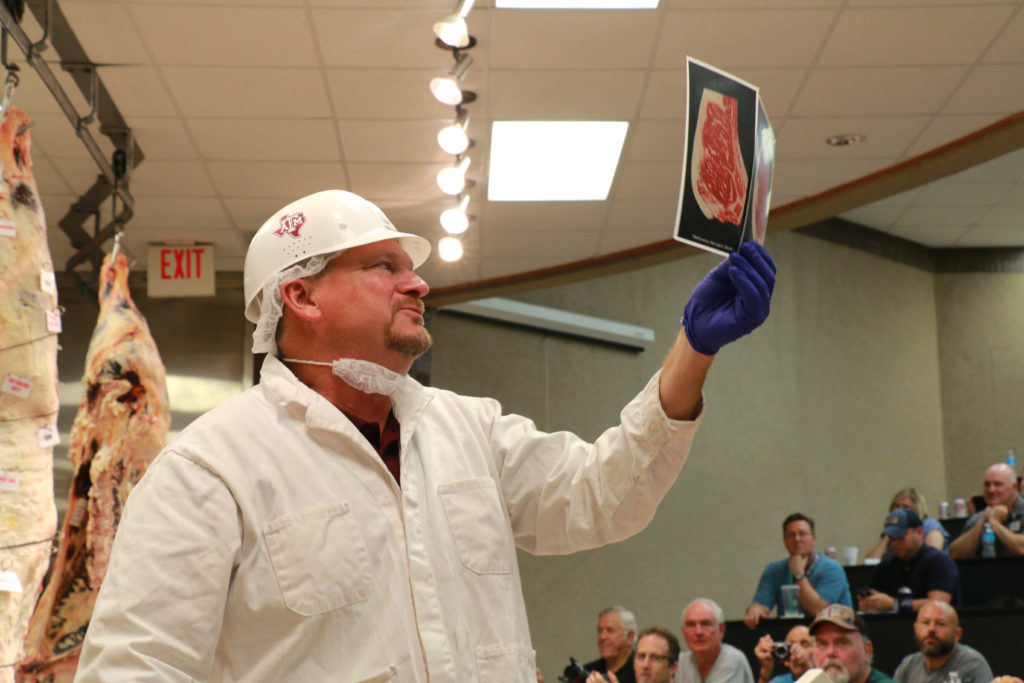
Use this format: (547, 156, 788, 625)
(160, 247, 205, 280)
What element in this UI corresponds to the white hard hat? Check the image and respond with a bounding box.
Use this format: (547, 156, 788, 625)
(243, 189, 431, 324)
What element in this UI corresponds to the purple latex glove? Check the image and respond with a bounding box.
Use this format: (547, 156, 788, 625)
(681, 241, 776, 355)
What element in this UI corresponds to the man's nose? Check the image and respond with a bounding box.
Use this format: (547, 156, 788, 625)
(399, 272, 430, 298)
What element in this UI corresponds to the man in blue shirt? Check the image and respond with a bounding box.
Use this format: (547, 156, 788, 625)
(744, 513, 852, 629)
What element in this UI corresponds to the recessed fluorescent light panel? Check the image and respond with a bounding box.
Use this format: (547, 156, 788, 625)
(488, 121, 628, 201)
(496, 1, 658, 7)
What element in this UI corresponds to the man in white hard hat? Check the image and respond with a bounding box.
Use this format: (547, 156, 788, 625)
(76, 190, 777, 682)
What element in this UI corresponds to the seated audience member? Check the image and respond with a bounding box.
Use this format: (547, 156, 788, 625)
(950, 463, 1024, 558)
(858, 509, 960, 613)
(753, 625, 813, 683)
(810, 604, 896, 683)
(865, 487, 949, 559)
(676, 598, 753, 683)
(893, 600, 992, 683)
(588, 626, 680, 683)
(744, 513, 852, 628)
(571, 606, 638, 683)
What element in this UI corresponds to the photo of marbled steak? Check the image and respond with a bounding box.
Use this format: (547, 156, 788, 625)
(691, 89, 749, 227)
(0, 106, 58, 683)
(19, 252, 170, 683)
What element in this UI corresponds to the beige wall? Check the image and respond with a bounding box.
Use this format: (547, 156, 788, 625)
(430, 230, 950, 677)
(936, 271, 1024, 494)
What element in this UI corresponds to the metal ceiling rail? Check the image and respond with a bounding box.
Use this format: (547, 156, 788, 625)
(0, 0, 144, 285)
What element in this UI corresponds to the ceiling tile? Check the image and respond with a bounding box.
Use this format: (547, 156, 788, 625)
(490, 70, 644, 120)
(223, 197, 293, 234)
(772, 157, 892, 198)
(337, 120, 454, 163)
(955, 224, 1024, 247)
(325, 70, 452, 120)
(128, 117, 198, 161)
(51, 157, 111, 196)
(62, 3, 151, 65)
(484, 201, 608, 233)
(792, 66, 966, 116)
(98, 66, 178, 117)
(598, 228, 670, 254)
(131, 6, 319, 67)
(972, 205, 1024, 231)
(849, 0, 1018, 5)
(348, 163, 443, 201)
(131, 160, 217, 197)
(777, 116, 930, 160)
(668, 0, 841, 6)
(818, 6, 1015, 67)
(161, 67, 331, 117)
(604, 198, 677, 233)
(130, 196, 234, 231)
(207, 161, 344, 198)
(640, 68, 804, 121)
(943, 65, 1024, 115)
(839, 205, 905, 231)
(896, 204, 989, 228)
(984, 7, 1024, 63)
(904, 114, 1007, 158)
(123, 228, 248, 254)
(913, 180, 1016, 207)
(190, 119, 340, 161)
(943, 148, 1024, 184)
(481, 229, 598, 261)
(654, 9, 836, 69)
(6, 64, 63, 116)
(491, 11, 658, 69)
(623, 120, 684, 163)
(614, 162, 683, 199)
(311, 8, 461, 68)
(887, 224, 970, 247)
(26, 113, 92, 159)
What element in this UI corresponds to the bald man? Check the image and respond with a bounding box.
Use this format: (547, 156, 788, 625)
(893, 601, 992, 683)
(950, 464, 1024, 558)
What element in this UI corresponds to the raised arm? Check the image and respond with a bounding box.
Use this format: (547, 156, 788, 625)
(662, 241, 776, 420)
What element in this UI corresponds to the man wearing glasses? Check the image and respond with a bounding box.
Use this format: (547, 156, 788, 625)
(586, 627, 679, 683)
(744, 513, 852, 628)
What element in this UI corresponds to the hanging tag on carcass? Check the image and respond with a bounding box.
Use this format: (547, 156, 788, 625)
(1, 373, 33, 398)
(0, 570, 25, 594)
(39, 270, 56, 296)
(36, 426, 60, 449)
(0, 218, 14, 238)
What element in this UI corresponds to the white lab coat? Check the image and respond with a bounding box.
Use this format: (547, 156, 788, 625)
(75, 355, 700, 682)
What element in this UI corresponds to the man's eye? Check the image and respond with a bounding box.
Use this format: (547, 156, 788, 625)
(375, 262, 394, 271)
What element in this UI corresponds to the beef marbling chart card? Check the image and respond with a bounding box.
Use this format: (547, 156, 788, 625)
(674, 57, 759, 257)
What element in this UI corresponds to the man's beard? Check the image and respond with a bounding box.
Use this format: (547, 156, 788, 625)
(386, 325, 433, 358)
(821, 658, 851, 683)
(917, 633, 956, 658)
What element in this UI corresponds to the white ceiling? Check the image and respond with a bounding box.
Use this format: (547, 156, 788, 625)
(10, 0, 1024, 294)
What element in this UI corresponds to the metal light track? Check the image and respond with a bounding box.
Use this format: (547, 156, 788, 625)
(0, 0, 144, 286)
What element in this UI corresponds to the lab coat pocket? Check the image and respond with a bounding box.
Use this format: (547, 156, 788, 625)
(353, 665, 398, 683)
(474, 642, 536, 682)
(263, 502, 371, 616)
(438, 478, 514, 575)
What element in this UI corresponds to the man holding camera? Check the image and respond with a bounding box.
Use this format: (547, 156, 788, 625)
(754, 625, 813, 683)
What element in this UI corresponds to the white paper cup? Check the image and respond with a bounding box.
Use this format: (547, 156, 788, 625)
(843, 546, 858, 566)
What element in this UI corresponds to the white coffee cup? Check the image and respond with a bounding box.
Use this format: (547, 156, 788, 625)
(843, 546, 858, 566)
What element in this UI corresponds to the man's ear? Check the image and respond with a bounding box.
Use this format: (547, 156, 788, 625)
(280, 279, 322, 323)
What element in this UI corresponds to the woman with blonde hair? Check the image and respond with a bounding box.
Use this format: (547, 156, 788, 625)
(865, 487, 949, 559)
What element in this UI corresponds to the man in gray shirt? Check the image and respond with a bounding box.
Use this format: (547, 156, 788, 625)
(893, 601, 993, 683)
(675, 598, 753, 683)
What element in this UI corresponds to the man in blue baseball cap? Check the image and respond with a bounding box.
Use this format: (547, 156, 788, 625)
(858, 508, 961, 613)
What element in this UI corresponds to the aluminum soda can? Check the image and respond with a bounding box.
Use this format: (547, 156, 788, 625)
(938, 501, 950, 519)
(953, 498, 968, 518)
(897, 587, 914, 613)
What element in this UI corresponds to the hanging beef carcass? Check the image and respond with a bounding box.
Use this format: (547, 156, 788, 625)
(0, 106, 59, 683)
(19, 251, 170, 682)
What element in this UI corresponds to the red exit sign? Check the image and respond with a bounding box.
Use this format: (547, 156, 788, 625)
(147, 245, 216, 297)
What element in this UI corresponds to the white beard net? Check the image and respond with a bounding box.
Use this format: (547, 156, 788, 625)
(280, 358, 412, 400)
(251, 252, 336, 356)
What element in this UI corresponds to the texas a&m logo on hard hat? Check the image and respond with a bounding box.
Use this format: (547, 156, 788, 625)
(273, 212, 306, 238)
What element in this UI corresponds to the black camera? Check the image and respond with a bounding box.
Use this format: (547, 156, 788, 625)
(560, 657, 608, 683)
(772, 642, 791, 661)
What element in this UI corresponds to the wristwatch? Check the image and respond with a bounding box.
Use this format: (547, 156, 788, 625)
(792, 572, 806, 582)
